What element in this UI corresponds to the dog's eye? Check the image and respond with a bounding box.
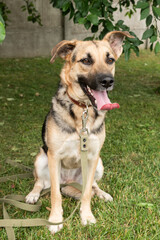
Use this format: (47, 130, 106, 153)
(80, 58, 92, 65)
(106, 57, 115, 65)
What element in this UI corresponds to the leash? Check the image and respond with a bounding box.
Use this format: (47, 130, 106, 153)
(80, 106, 89, 194)
(0, 107, 89, 240)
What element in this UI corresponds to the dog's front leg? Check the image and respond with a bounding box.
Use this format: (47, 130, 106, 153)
(47, 150, 63, 234)
(80, 157, 99, 225)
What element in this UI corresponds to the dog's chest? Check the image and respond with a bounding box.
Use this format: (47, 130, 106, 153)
(57, 135, 101, 169)
(48, 99, 106, 169)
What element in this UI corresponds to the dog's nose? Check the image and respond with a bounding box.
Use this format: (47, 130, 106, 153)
(99, 75, 114, 88)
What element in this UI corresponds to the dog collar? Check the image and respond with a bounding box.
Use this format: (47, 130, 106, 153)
(67, 92, 92, 108)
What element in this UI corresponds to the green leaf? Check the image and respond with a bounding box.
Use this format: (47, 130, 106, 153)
(142, 28, 154, 39)
(132, 46, 140, 57)
(0, 21, 5, 43)
(27, 16, 33, 22)
(91, 25, 98, 33)
(120, 24, 130, 31)
(102, 0, 109, 5)
(73, 11, 82, 24)
(52, 0, 67, 9)
(69, 3, 74, 19)
(78, 18, 86, 24)
(154, 42, 160, 54)
(74, 0, 88, 17)
(146, 15, 152, 27)
(84, 20, 91, 30)
(128, 32, 143, 46)
(84, 36, 94, 41)
(105, 19, 114, 31)
(150, 35, 157, 43)
(0, 14, 5, 25)
(74, 0, 88, 15)
(89, 7, 101, 16)
(99, 29, 108, 40)
(62, 2, 70, 12)
(136, 1, 149, 9)
(87, 14, 99, 25)
(124, 48, 131, 61)
(150, 43, 153, 51)
(116, 20, 124, 26)
(123, 41, 131, 51)
(152, 6, 160, 18)
(140, 7, 150, 20)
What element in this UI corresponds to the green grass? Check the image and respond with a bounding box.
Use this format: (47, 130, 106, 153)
(0, 51, 160, 240)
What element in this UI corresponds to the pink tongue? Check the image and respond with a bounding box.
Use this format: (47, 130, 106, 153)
(91, 90, 120, 111)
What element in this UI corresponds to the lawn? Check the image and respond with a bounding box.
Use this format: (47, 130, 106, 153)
(0, 51, 160, 240)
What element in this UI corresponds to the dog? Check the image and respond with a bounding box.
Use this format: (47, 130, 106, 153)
(26, 31, 133, 234)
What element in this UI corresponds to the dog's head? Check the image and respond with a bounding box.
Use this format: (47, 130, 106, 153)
(50, 31, 134, 110)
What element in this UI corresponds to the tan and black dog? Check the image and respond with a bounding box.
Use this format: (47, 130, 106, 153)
(26, 31, 133, 234)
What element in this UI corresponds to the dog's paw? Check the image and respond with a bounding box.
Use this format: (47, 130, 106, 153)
(25, 191, 40, 204)
(48, 224, 63, 234)
(98, 191, 113, 202)
(48, 215, 63, 234)
(80, 210, 96, 226)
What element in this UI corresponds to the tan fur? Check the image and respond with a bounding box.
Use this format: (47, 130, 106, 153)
(26, 31, 134, 234)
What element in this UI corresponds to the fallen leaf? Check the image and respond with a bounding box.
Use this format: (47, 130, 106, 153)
(15, 159, 22, 163)
(11, 146, 19, 152)
(46, 206, 51, 211)
(137, 202, 154, 208)
(7, 98, 15, 101)
(133, 94, 141, 97)
(0, 121, 4, 126)
(30, 152, 37, 157)
(35, 92, 40, 96)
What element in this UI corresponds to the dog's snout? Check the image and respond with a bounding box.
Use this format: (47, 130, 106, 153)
(98, 74, 114, 89)
(101, 78, 114, 87)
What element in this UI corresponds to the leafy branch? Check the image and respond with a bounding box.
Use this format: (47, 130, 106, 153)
(0, 1, 10, 43)
(137, 0, 160, 54)
(21, 0, 42, 26)
(50, 0, 160, 59)
(0, 0, 160, 58)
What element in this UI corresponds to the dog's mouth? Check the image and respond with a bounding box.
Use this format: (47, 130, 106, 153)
(80, 82, 120, 111)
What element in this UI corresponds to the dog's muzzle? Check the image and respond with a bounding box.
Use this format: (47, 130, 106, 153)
(78, 74, 119, 111)
(95, 73, 114, 91)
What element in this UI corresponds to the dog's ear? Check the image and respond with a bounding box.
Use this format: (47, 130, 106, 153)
(103, 31, 134, 59)
(50, 40, 77, 63)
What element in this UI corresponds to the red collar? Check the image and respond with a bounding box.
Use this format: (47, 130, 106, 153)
(67, 92, 92, 108)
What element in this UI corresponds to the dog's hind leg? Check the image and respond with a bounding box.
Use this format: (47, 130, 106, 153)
(92, 182, 113, 202)
(93, 158, 113, 202)
(25, 147, 50, 204)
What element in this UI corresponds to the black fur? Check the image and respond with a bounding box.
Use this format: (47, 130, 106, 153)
(91, 122, 104, 135)
(42, 114, 48, 153)
(69, 104, 76, 120)
(42, 144, 48, 154)
(51, 108, 76, 134)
